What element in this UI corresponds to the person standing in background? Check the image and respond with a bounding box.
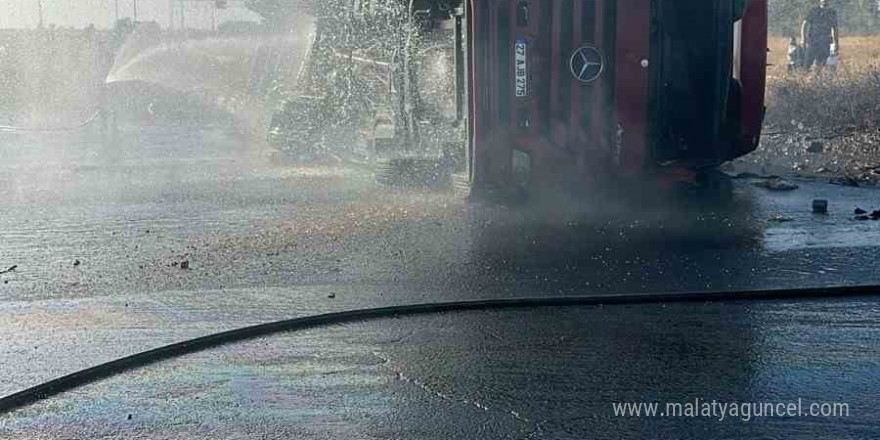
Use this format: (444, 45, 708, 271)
(787, 36, 805, 71)
(801, 0, 840, 70)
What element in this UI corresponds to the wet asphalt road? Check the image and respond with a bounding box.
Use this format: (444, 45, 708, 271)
(2, 124, 880, 438)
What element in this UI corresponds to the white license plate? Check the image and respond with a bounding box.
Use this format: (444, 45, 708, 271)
(515, 39, 528, 97)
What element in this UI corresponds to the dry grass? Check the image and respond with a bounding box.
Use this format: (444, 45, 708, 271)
(767, 36, 880, 75)
(765, 36, 880, 132)
(733, 36, 880, 182)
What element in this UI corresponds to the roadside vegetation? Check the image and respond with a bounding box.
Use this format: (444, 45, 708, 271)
(738, 36, 880, 183)
(766, 36, 880, 132)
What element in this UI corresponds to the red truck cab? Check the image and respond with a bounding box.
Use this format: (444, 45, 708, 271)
(465, 0, 767, 196)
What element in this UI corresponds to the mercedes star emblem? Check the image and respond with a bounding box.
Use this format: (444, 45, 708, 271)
(570, 45, 604, 83)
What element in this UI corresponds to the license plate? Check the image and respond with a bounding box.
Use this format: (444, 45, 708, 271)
(515, 39, 528, 97)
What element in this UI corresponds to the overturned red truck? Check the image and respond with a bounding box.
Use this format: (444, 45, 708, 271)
(269, 0, 768, 197)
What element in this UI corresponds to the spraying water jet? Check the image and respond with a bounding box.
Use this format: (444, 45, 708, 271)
(103, 16, 316, 142)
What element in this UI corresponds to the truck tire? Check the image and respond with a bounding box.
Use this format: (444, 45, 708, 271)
(375, 157, 451, 188)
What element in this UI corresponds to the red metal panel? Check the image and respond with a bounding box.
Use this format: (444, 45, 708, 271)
(614, 0, 650, 174)
(469, 0, 494, 186)
(549, 1, 563, 136)
(569, 0, 585, 177)
(470, 0, 632, 189)
(592, 0, 606, 160)
(738, 0, 767, 156)
(570, 0, 583, 140)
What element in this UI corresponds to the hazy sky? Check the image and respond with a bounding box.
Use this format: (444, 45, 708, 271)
(0, 0, 262, 29)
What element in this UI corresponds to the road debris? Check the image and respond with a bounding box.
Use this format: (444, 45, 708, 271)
(0, 265, 17, 275)
(829, 176, 860, 187)
(733, 172, 779, 179)
(752, 177, 798, 191)
(815, 166, 838, 174)
(851, 207, 880, 221)
(812, 199, 828, 214)
(769, 214, 795, 223)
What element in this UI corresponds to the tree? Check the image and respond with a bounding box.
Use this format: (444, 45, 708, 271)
(244, 0, 315, 28)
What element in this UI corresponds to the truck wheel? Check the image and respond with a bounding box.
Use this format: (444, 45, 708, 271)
(281, 142, 322, 163)
(376, 158, 451, 188)
(371, 138, 396, 158)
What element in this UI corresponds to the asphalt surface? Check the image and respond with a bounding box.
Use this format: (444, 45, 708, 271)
(1, 124, 880, 438)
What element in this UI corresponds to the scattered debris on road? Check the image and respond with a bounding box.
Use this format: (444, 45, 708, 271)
(812, 199, 828, 214)
(851, 207, 880, 221)
(830, 176, 860, 187)
(753, 177, 799, 191)
(0, 265, 17, 275)
(732, 172, 779, 179)
(170, 258, 191, 269)
(769, 214, 795, 223)
(738, 127, 880, 187)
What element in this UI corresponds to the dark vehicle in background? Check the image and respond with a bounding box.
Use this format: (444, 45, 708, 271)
(268, 0, 767, 195)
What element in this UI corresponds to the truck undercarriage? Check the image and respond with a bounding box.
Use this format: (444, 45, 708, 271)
(268, 0, 467, 186)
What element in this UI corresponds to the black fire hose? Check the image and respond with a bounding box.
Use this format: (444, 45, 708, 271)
(1, 284, 878, 415)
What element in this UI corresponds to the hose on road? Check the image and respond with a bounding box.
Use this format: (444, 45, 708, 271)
(1, 284, 878, 414)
